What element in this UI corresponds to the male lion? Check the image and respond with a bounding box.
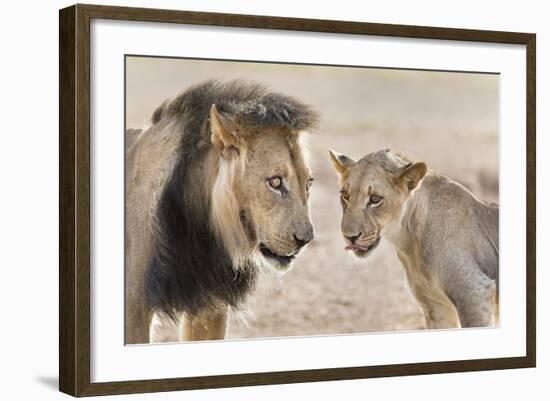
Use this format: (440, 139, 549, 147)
(329, 149, 499, 329)
(126, 80, 317, 343)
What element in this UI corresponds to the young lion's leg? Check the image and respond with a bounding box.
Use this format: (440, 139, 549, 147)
(404, 269, 460, 329)
(447, 271, 497, 328)
(413, 292, 460, 329)
(180, 308, 229, 341)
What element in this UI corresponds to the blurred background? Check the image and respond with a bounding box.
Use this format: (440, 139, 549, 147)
(126, 56, 499, 339)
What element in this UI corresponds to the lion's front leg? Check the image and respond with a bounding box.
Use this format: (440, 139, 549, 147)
(404, 268, 460, 329)
(407, 280, 459, 329)
(414, 295, 460, 329)
(420, 301, 460, 329)
(180, 308, 229, 341)
(149, 313, 180, 343)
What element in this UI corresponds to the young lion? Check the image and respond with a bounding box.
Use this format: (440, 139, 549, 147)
(329, 149, 499, 329)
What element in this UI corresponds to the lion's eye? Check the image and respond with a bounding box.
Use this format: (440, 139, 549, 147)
(368, 195, 383, 207)
(340, 191, 350, 203)
(267, 176, 283, 190)
(306, 178, 314, 193)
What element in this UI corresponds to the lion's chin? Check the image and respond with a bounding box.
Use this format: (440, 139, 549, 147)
(351, 249, 371, 259)
(264, 257, 295, 272)
(259, 243, 296, 272)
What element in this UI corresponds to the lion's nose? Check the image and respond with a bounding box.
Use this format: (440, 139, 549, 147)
(293, 230, 313, 249)
(344, 232, 362, 244)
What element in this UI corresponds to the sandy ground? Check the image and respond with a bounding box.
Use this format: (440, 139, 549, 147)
(126, 57, 499, 339)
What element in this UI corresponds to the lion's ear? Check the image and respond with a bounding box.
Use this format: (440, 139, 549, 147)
(396, 162, 427, 191)
(210, 104, 241, 159)
(329, 149, 356, 177)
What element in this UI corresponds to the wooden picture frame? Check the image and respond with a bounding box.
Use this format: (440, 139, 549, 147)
(59, 3, 536, 397)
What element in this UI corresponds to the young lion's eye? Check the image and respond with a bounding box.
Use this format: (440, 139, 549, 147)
(267, 176, 283, 190)
(368, 195, 383, 207)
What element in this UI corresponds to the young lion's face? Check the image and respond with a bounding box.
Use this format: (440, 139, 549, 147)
(329, 149, 427, 258)
(210, 105, 314, 270)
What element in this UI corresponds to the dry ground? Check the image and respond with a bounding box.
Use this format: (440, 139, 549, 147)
(126, 57, 499, 339)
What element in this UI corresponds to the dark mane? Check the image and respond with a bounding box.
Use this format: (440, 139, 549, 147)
(145, 157, 256, 319)
(145, 80, 317, 320)
(151, 79, 319, 131)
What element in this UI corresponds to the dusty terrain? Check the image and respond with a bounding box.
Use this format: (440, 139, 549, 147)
(126, 57, 499, 339)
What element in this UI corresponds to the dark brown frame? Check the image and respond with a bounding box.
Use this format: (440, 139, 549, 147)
(59, 3, 536, 397)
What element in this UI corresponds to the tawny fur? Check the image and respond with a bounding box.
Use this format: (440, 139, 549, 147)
(125, 80, 317, 343)
(330, 149, 499, 329)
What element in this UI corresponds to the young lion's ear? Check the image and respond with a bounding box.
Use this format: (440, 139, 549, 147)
(397, 162, 427, 191)
(329, 149, 356, 177)
(210, 104, 241, 159)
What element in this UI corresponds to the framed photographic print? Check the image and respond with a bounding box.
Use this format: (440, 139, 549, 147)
(59, 4, 536, 397)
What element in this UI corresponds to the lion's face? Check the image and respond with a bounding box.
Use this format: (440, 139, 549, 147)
(329, 150, 426, 259)
(237, 130, 313, 269)
(209, 105, 314, 270)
